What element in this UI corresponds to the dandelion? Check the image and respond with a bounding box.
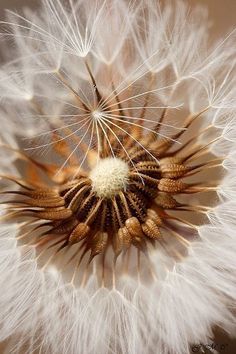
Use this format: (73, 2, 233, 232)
(0, 1, 235, 353)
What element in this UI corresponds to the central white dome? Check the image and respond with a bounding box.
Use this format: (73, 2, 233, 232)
(89, 157, 129, 198)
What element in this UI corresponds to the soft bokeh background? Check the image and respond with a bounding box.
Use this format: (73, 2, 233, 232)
(0, 0, 235, 353)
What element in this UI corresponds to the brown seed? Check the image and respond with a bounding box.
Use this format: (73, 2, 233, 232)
(90, 232, 108, 257)
(36, 208, 72, 220)
(160, 157, 189, 178)
(125, 217, 143, 237)
(69, 223, 90, 245)
(51, 218, 78, 235)
(160, 157, 183, 165)
(158, 178, 187, 193)
(142, 219, 161, 239)
(23, 196, 65, 208)
(155, 192, 178, 209)
(117, 226, 132, 248)
(26, 189, 59, 199)
(146, 208, 162, 226)
(113, 231, 123, 257)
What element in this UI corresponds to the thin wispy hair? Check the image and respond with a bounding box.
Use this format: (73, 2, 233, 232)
(0, 1, 236, 354)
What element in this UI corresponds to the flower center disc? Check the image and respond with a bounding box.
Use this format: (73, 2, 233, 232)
(89, 157, 129, 198)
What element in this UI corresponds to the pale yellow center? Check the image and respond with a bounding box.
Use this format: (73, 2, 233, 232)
(89, 157, 129, 198)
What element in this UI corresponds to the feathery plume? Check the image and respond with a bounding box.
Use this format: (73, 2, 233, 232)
(0, 1, 236, 353)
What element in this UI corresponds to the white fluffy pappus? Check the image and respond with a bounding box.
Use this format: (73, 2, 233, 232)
(0, 1, 236, 354)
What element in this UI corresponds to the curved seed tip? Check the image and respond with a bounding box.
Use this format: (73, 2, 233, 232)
(142, 219, 161, 240)
(155, 193, 179, 209)
(69, 223, 90, 245)
(125, 217, 143, 237)
(90, 231, 108, 260)
(117, 227, 132, 249)
(147, 208, 162, 225)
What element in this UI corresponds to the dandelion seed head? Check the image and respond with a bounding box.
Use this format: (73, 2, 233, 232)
(0, 0, 235, 353)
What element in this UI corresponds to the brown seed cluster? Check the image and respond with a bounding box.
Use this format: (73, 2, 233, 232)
(0, 65, 221, 275)
(1, 121, 218, 266)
